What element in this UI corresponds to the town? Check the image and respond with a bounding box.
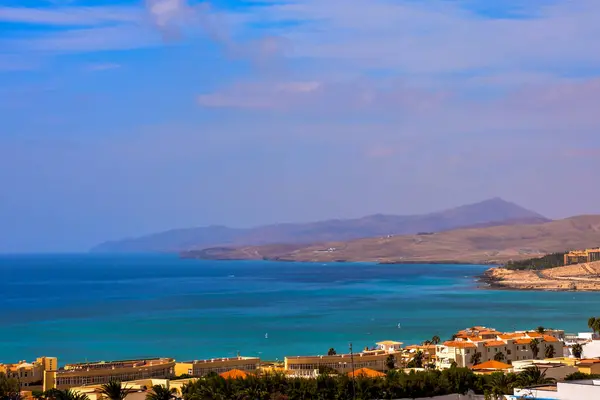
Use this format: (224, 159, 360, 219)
(3, 324, 600, 400)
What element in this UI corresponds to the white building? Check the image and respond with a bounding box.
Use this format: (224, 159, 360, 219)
(376, 340, 403, 353)
(511, 380, 600, 400)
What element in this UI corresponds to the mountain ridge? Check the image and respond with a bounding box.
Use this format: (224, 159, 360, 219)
(91, 197, 548, 253)
(186, 215, 600, 264)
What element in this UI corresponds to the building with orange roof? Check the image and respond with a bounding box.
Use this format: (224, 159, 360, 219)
(471, 360, 513, 374)
(349, 368, 386, 378)
(436, 327, 565, 369)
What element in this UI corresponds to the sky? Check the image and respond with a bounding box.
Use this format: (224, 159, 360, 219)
(1, 0, 600, 252)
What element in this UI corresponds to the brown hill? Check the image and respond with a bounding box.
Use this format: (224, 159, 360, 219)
(185, 215, 600, 264)
(91, 197, 547, 253)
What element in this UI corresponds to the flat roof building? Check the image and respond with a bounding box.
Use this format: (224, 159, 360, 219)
(511, 380, 600, 400)
(0, 357, 57, 390)
(564, 248, 600, 265)
(43, 358, 175, 391)
(174, 357, 260, 377)
(285, 341, 403, 377)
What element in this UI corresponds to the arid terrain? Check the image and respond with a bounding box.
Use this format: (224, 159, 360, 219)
(485, 261, 600, 291)
(185, 215, 600, 264)
(92, 198, 548, 253)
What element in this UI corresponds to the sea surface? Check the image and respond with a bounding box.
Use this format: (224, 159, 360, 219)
(0, 254, 597, 366)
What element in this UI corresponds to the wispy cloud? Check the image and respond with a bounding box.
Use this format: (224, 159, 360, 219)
(87, 63, 121, 71)
(0, 5, 141, 26)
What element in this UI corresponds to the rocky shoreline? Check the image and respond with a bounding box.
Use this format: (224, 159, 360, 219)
(480, 263, 600, 291)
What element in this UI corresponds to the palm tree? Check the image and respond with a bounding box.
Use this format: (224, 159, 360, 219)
(44, 389, 90, 400)
(100, 380, 135, 400)
(469, 352, 482, 366)
(385, 354, 395, 370)
(412, 351, 424, 368)
(572, 343, 584, 359)
(431, 335, 441, 345)
(486, 372, 517, 400)
(536, 326, 545, 334)
(594, 320, 600, 337)
(545, 345, 556, 359)
(327, 348, 336, 356)
(529, 339, 540, 359)
(517, 366, 556, 387)
(588, 317, 596, 333)
(146, 385, 176, 400)
(493, 352, 505, 362)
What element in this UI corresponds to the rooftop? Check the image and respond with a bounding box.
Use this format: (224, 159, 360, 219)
(376, 341, 403, 346)
(472, 360, 512, 371)
(220, 369, 251, 379)
(349, 368, 385, 378)
(442, 341, 477, 349)
(181, 357, 259, 364)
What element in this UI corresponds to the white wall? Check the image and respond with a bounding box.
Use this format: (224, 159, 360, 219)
(512, 381, 600, 400)
(582, 341, 600, 358)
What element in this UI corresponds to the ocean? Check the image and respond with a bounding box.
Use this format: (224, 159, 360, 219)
(0, 254, 596, 366)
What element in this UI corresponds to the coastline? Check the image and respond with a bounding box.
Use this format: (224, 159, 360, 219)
(479, 263, 600, 292)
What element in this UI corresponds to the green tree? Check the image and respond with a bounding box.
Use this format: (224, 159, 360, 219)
(431, 335, 441, 345)
(517, 366, 556, 387)
(485, 372, 517, 400)
(469, 352, 482, 366)
(0, 373, 21, 400)
(544, 345, 556, 359)
(572, 343, 584, 359)
(385, 354, 396, 370)
(327, 348, 336, 356)
(412, 351, 424, 368)
(44, 389, 90, 400)
(145, 385, 177, 400)
(565, 372, 600, 381)
(588, 317, 597, 333)
(493, 352, 505, 362)
(99, 380, 135, 400)
(529, 339, 540, 359)
(536, 326, 545, 334)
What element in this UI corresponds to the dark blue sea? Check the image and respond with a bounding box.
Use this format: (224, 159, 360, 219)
(0, 254, 595, 365)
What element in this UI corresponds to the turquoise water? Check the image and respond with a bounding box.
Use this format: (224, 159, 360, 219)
(0, 254, 596, 365)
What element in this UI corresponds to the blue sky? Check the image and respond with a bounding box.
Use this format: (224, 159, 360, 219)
(1, 0, 600, 252)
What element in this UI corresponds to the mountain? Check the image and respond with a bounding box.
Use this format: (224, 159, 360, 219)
(186, 215, 600, 264)
(91, 198, 549, 253)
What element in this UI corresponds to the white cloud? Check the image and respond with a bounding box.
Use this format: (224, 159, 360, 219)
(234, 0, 600, 75)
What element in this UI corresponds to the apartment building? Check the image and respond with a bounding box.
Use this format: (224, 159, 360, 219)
(564, 248, 600, 265)
(436, 327, 564, 369)
(174, 357, 260, 377)
(0, 357, 57, 389)
(285, 341, 403, 376)
(43, 358, 175, 391)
